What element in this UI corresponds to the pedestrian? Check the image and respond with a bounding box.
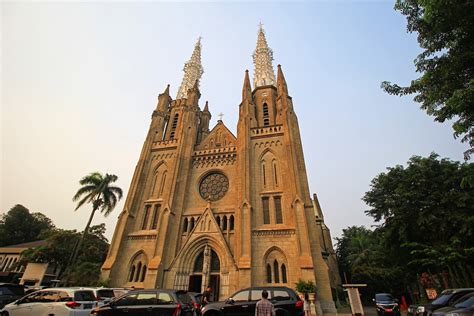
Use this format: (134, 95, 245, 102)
(202, 286, 212, 307)
(255, 290, 275, 316)
(304, 293, 311, 316)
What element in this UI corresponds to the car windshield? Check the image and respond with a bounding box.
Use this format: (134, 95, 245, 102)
(376, 294, 394, 302)
(432, 293, 453, 305)
(455, 296, 474, 309)
(0, 285, 24, 296)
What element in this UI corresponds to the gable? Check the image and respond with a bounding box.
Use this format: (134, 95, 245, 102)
(197, 122, 237, 150)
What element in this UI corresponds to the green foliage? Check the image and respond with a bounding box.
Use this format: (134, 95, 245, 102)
(382, 0, 474, 159)
(0, 204, 55, 246)
(295, 279, 316, 294)
(20, 224, 109, 284)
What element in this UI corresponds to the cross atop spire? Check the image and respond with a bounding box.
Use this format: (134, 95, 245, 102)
(176, 37, 204, 100)
(253, 24, 275, 88)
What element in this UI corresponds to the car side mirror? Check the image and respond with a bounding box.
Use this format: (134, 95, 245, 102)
(226, 298, 234, 305)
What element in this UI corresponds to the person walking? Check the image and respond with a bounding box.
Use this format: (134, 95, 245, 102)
(304, 293, 311, 316)
(255, 290, 275, 316)
(202, 286, 212, 307)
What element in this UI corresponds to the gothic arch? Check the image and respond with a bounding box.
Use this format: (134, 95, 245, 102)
(263, 246, 289, 284)
(127, 250, 149, 284)
(150, 162, 168, 198)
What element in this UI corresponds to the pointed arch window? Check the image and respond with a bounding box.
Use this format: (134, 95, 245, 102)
(263, 103, 270, 126)
(210, 250, 220, 272)
(151, 205, 160, 229)
(272, 160, 278, 187)
(151, 172, 159, 197)
(140, 265, 147, 282)
(266, 264, 272, 283)
(159, 172, 167, 197)
(229, 215, 234, 231)
(194, 252, 204, 273)
(129, 265, 136, 282)
(183, 218, 189, 233)
(190, 217, 195, 231)
(216, 216, 221, 227)
(142, 206, 150, 230)
(273, 260, 280, 283)
(135, 262, 142, 282)
(222, 215, 228, 231)
(281, 264, 287, 283)
(262, 163, 267, 187)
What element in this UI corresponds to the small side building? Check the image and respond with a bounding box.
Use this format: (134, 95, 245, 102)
(0, 241, 59, 286)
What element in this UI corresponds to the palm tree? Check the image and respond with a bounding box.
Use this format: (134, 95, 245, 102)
(70, 172, 123, 264)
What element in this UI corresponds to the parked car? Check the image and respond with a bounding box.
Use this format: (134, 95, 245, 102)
(374, 293, 401, 316)
(432, 292, 474, 316)
(414, 288, 474, 316)
(188, 292, 203, 316)
(80, 288, 117, 306)
(445, 306, 474, 316)
(0, 287, 97, 316)
(0, 284, 24, 310)
(201, 286, 304, 316)
(90, 289, 195, 316)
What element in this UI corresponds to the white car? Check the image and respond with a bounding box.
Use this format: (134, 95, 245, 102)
(0, 287, 97, 316)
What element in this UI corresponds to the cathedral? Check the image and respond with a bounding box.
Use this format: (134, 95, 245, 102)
(102, 26, 338, 314)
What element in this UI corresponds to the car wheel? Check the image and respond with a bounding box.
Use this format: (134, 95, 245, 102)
(1, 312, 9, 316)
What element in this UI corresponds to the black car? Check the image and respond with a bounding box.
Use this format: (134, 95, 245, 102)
(432, 292, 474, 316)
(374, 293, 401, 316)
(201, 286, 303, 316)
(90, 289, 195, 316)
(414, 288, 474, 316)
(0, 283, 24, 309)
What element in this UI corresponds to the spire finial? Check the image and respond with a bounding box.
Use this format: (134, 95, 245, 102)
(253, 23, 275, 88)
(176, 37, 204, 99)
(218, 112, 224, 121)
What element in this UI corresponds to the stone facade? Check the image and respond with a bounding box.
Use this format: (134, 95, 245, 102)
(102, 28, 337, 314)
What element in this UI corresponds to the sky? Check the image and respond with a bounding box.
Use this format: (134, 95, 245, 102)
(1, 1, 468, 244)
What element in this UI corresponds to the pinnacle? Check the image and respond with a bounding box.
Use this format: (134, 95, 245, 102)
(242, 69, 252, 100)
(176, 38, 204, 100)
(253, 24, 275, 88)
(277, 64, 288, 95)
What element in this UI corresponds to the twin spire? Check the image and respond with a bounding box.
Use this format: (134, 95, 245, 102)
(175, 25, 281, 100)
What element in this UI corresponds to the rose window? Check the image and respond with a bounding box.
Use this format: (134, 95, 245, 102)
(199, 173, 229, 201)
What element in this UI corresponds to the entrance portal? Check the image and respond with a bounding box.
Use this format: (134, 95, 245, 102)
(188, 246, 220, 300)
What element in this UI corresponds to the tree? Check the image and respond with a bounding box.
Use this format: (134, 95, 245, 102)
(363, 153, 474, 287)
(381, 0, 474, 159)
(0, 205, 55, 246)
(20, 224, 109, 285)
(71, 172, 122, 265)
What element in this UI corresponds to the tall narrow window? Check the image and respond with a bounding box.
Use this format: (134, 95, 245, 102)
(135, 262, 142, 282)
(263, 103, 270, 126)
(170, 114, 179, 139)
(281, 264, 287, 283)
(262, 197, 270, 224)
(183, 218, 188, 233)
(273, 260, 280, 283)
(273, 161, 278, 186)
(159, 172, 167, 197)
(229, 215, 234, 231)
(151, 205, 160, 229)
(129, 265, 136, 282)
(222, 215, 227, 231)
(151, 172, 159, 197)
(274, 196, 283, 224)
(266, 264, 272, 283)
(216, 216, 221, 228)
(262, 163, 266, 187)
(142, 206, 150, 230)
(190, 217, 195, 231)
(140, 265, 147, 282)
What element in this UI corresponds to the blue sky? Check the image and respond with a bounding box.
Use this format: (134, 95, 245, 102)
(1, 1, 467, 242)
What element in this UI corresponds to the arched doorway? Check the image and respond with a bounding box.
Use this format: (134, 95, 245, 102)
(188, 245, 220, 300)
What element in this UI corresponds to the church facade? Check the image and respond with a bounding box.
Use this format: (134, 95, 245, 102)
(102, 27, 337, 314)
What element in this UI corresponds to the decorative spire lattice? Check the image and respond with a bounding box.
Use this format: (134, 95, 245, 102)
(253, 24, 276, 88)
(176, 37, 204, 99)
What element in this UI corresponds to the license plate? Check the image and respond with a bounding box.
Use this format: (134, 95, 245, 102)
(84, 304, 92, 309)
(386, 309, 393, 312)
